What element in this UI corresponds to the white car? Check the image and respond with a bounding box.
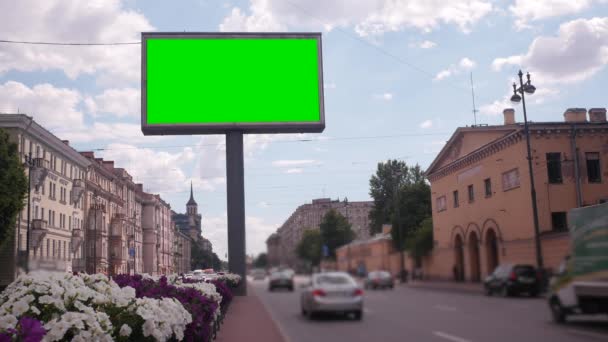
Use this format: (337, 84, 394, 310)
(300, 272, 364, 320)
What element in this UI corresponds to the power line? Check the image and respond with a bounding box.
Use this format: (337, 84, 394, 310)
(0, 39, 140, 46)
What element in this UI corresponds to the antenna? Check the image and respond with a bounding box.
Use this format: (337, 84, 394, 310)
(470, 72, 478, 126)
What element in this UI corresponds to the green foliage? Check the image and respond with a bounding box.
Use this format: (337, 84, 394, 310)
(368, 160, 430, 251)
(368, 160, 409, 235)
(0, 128, 28, 248)
(296, 229, 322, 266)
(254, 253, 268, 268)
(191, 241, 222, 270)
(320, 209, 355, 259)
(407, 217, 434, 259)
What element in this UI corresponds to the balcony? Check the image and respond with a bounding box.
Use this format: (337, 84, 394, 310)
(91, 203, 106, 212)
(71, 179, 85, 204)
(30, 219, 48, 250)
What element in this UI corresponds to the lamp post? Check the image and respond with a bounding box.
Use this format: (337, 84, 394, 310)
(510, 70, 544, 270)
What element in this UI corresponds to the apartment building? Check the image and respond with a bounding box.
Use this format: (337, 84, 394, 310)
(424, 108, 608, 282)
(272, 198, 373, 267)
(0, 114, 90, 285)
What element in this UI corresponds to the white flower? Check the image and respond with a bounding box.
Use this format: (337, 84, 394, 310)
(11, 299, 29, 316)
(0, 314, 17, 330)
(119, 323, 132, 337)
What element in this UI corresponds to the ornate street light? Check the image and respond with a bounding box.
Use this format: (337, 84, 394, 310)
(510, 70, 544, 271)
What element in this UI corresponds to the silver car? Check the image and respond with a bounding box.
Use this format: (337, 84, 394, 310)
(364, 271, 394, 290)
(300, 272, 364, 320)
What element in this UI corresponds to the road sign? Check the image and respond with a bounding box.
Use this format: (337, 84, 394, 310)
(141, 32, 324, 135)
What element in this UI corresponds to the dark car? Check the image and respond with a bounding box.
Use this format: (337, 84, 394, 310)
(484, 264, 540, 297)
(269, 270, 294, 291)
(364, 271, 394, 290)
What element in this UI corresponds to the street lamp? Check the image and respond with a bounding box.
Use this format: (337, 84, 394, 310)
(510, 70, 544, 271)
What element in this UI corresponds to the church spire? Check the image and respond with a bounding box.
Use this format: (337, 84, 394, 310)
(187, 181, 197, 207)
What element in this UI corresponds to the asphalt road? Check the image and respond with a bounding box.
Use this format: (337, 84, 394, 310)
(250, 276, 608, 342)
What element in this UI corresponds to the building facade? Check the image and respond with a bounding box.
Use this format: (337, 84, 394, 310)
(0, 114, 90, 285)
(266, 233, 281, 267)
(272, 198, 373, 267)
(174, 229, 192, 274)
(424, 108, 608, 282)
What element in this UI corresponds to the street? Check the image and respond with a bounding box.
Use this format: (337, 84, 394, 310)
(250, 276, 608, 342)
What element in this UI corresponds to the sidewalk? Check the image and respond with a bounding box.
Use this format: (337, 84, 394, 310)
(404, 280, 484, 295)
(216, 285, 286, 342)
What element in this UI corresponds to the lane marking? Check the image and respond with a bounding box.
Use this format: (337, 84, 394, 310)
(567, 329, 608, 340)
(433, 331, 472, 342)
(433, 305, 457, 312)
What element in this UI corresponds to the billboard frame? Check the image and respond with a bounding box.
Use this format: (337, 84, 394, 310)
(141, 32, 325, 136)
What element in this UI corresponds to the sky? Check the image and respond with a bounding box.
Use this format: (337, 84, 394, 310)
(1, 0, 607, 259)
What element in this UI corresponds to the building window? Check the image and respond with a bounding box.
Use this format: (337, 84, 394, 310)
(551, 212, 568, 232)
(484, 178, 492, 197)
(502, 168, 520, 191)
(547, 152, 563, 184)
(436, 196, 447, 212)
(467, 184, 474, 203)
(586, 152, 601, 183)
(453, 190, 459, 208)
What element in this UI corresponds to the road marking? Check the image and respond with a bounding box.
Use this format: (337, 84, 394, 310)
(567, 329, 608, 340)
(433, 305, 457, 312)
(433, 331, 472, 342)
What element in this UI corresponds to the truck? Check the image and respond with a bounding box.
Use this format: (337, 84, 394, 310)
(548, 201, 608, 323)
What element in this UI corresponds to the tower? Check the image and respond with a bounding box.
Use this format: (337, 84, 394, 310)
(187, 181, 198, 215)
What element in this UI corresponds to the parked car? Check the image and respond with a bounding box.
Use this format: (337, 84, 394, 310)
(251, 268, 266, 280)
(364, 271, 394, 290)
(300, 272, 364, 320)
(484, 264, 540, 297)
(269, 270, 294, 291)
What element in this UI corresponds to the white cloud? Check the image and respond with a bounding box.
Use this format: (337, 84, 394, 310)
(286, 168, 304, 174)
(219, 0, 493, 35)
(0, 0, 154, 85)
(459, 57, 476, 69)
(435, 57, 476, 81)
(374, 92, 393, 101)
(86, 88, 139, 117)
(58, 122, 163, 144)
(510, 0, 595, 30)
(419, 40, 437, 49)
(492, 17, 608, 84)
(479, 96, 512, 116)
(272, 159, 319, 167)
(0, 81, 83, 129)
(420, 119, 434, 129)
(98, 143, 196, 194)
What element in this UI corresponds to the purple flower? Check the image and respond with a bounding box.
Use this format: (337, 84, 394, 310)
(18, 317, 46, 342)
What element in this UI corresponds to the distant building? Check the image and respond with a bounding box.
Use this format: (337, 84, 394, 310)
(424, 108, 608, 282)
(172, 183, 203, 242)
(266, 233, 281, 267)
(271, 198, 373, 268)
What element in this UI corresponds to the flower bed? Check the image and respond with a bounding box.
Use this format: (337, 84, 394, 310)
(0, 271, 240, 342)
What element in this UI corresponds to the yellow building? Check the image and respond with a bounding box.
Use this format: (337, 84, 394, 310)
(424, 108, 608, 282)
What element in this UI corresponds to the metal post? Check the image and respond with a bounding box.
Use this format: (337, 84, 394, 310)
(25, 154, 32, 273)
(518, 71, 544, 270)
(94, 195, 97, 274)
(226, 131, 246, 296)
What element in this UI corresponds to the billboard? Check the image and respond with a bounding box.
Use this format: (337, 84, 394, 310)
(141, 32, 325, 135)
(568, 202, 608, 279)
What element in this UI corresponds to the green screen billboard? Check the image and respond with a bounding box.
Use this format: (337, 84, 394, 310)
(141, 32, 325, 135)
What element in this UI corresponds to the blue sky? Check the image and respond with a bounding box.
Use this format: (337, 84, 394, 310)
(1, 0, 607, 258)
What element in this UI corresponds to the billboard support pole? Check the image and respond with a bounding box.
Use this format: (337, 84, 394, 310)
(226, 131, 247, 296)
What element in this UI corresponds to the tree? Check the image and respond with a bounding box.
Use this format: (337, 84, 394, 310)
(320, 209, 355, 259)
(296, 229, 322, 266)
(0, 128, 27, 248)
(391, 180, 431, 252)
(407, 217, 434, 260)
(368, 160, 409, 235)
(191, 242, 222, 271)
(254, 253, 268, 268)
